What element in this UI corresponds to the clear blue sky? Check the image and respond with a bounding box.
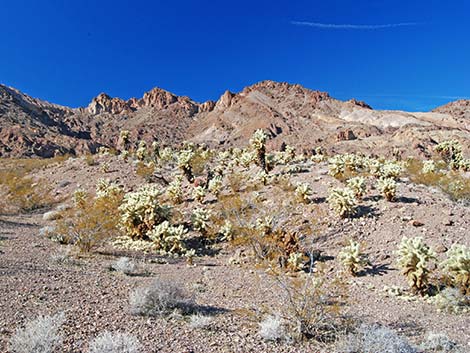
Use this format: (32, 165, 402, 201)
(1, 0, 468, 111)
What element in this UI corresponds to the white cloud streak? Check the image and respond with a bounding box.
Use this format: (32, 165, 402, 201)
(291, 21, 422, 30)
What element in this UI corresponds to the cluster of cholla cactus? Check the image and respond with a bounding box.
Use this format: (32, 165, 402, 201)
(255, 216, 274, 235)
(135, 141, 147, 161)
(166, 175, 184, 204)
(376, 161, 404, 179)
(346, 176, 366, 199)
(118, 185, 171, 240)
(250, 129, 269, 172)
(338, 240, 368, 275)
(119, 130, 131, 151)
(435, 139, 470, 171)
(327, 187, 357, 218)
(218, 220, 234, 241)
(440, 244, 470, 295)
(191, 207, 211, 234)
(95, 178, 122, 199)
(294, 182, 312, 203)
(147, 221, 187, 254)
(177, 148, 196, 182)
(208, 176, 223, 197)
(192, 185, 206, 203)
(396, 237, 436, 295)
(377, 177, 397, 201)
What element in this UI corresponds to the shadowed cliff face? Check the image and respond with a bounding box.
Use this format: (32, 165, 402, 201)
(0, 80, 468, 158)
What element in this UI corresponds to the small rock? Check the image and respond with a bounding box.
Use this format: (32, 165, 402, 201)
(435, 244, 448, 253)
(443, 218, 454, 226)
(58, 180, 71, 188)
(43, 210, 62, 221)
(409, 220, 424, 227)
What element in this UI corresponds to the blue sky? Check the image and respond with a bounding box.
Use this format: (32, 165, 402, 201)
(0, 0, 468, 111)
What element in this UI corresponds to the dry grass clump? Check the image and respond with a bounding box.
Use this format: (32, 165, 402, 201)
(129, 278, 195, 316)
(88, 331, 141, 353)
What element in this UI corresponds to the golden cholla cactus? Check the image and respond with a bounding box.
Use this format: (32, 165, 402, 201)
(396, 237, 436, 295)
(191, 207, 211, 234)
(294, 182, 312, 203)
(440, 244, 470, 295)
(327, 187, 357, 218)
(192, 185, 206, 203)
(250, 129, 268, 172)
(377, 177, 397, 201)
(346, 176, 366, 199)
(338, 239, 367, 275)
(166, 175, 184, 204)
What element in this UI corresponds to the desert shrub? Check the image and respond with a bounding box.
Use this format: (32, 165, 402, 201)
(429, 287, 469, 314)
(396, 237, 436, 295)
(111, 257, 137, 275)
(9, 312, 65, 353)
(84, 154, 98, 166)
(259, 315, 289, 342)
(346, 176, 366, 199)
(327, 187, 357, 218)
(189, 314, 213, 329)
(377, 177, 397, 201)
(294, 182, 312, 203)
(250, 129, 269, 172)
(338, 240, 368, 275)
(88, 331, 141, 353)
(419, 332, 457, 352)
(129, 278, 194, 316)
(55, 190, 123, 252)
(119, 185, 171, 240)
(72, 188, 87, 207)
(191, 207, 211, 235)
(336, 323, 416, 353)
(135, 161, 155, 181)
(270, 270, 348, 342)
(440, 244, 470, 295)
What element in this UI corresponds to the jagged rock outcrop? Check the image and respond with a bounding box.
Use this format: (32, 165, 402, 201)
(0, 81, 469, 158)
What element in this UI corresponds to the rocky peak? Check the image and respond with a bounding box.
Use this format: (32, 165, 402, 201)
(87, 93, 131, 115)
(215, 90, 234, 110)
(142, 87, 178, 108)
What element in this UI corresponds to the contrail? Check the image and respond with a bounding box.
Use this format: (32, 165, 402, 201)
(291, 21, 422, 30)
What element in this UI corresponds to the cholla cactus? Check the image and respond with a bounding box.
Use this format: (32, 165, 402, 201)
(377, 177, 397, 201)
(396, 237, 436, 295)
(346, 176, 366, 198)
(459, 158, 470, 171)
(378, 161, 404, 179)
(177, 148, 195, 182)
(119, 185, 171, 240)
(328, 155, 346, 178)
(96, 178, 122, 199)
(208, 176, 223, 197)
(255, 216, 274, 235)
(440, 244, 470, 295)
(135, 141, 147, 161)
(422, 160, 436, 174)
(435, 140, 463, 170)
(327, 187, 357, 218)
(166, 176, 184, 204)
(120, 150, 130, 161)
(295, 182, 312, 203)
(98, 146, 110, 155)
(338, 240, 367, 275)
(250, 129, 268, 172)
(100, 162, 110, 173)
(239, 150, 256, 168)
(147, 221, 187, 254)
(255, 171, 269, 185)
(73, 187, 87, 207)
(119, 130, 131, 151)
(287, 252, 305, 271)
(160, 147, 174, 162)
(191, 207, 211, 234)
(219, 220, 234, 241)
(192, 186, 206, 203)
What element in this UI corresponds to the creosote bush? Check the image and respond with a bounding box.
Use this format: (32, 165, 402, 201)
(9, 312, 65, 353)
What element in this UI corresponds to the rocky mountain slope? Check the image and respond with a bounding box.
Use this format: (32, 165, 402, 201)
(0, 81, 469, 158)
